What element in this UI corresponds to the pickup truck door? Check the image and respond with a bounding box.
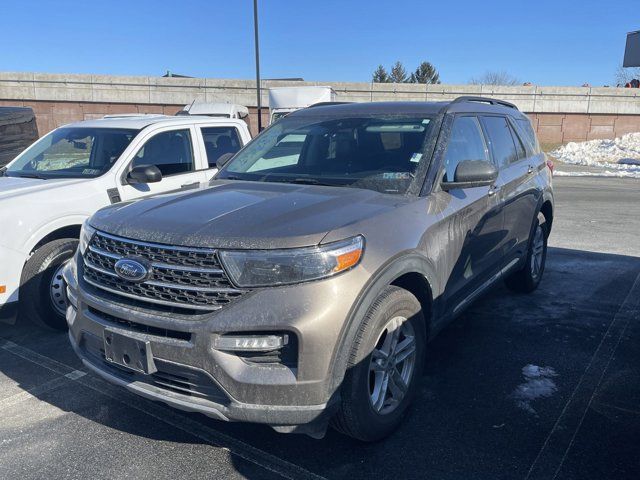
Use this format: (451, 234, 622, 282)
(117, 125, 207, 202)
(196, 124, 248, 182)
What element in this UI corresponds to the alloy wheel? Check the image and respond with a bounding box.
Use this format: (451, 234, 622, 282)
(368, 316, 417, 415)
(530, 224, 545, 280)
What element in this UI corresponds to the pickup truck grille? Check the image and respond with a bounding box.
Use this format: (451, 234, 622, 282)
(82, 231, 245, 311)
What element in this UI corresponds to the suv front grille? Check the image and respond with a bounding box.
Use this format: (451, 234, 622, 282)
(82, 231, 245, 311)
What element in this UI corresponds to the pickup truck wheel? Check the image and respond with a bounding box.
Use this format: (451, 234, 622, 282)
(20, 238, 78, 330)
(332, 286, 426, 442)
(504, 214, 548, 293)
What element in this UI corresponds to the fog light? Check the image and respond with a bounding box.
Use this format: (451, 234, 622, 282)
(214, 334, 288, 352)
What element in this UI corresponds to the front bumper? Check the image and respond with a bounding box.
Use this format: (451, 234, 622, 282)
(65, 251, 369, 429)
(0, 242, 26, 307)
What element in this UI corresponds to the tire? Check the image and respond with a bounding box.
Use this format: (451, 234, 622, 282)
(332, 285, 426, 442)
(20, 238, 78, 330)
(504, 213, 548, 293)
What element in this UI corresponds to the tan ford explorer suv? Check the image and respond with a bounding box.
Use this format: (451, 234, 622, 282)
(64, 97, 554, 441)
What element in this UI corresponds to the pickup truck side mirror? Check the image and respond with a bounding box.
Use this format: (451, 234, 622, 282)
(216, 152, 235, 170)
(127, 165, 162, 184)
(441, 159, 498, 191)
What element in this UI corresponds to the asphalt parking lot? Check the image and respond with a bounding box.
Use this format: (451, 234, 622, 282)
(1, 176, 639, 480)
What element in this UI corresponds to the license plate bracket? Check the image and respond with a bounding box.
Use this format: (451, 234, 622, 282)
(103, 328, 157, 375)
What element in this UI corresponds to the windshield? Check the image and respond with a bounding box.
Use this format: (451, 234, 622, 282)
(219, 114, 434, 194)
(6, 127, 138, 179)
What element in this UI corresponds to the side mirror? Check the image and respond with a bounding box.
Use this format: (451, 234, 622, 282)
(216, 152, 235, 170)
(441, 160, 498, 191)
(127, 165, 162, 184)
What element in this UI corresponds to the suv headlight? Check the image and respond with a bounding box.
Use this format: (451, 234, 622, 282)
(79, 221, 96, 255)
(219, 236, 364, 288)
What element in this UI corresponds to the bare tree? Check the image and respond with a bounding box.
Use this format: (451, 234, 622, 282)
(372, 65, 390, 83)
(615, 65, 640, 86)
(389, 61, 408, 83)
(469, 70, 520, 86)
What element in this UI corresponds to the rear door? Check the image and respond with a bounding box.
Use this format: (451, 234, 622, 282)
(196, 125, 245, 181)
(117, 125, 207, 202)
(436, 115, 505, 312)
(480, 116, 540, 266)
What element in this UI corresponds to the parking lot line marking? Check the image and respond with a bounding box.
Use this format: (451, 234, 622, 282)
(0, 375, 71, 412)
(0, 338, 326, 480)
(526, 269, 640, 480)
(64, 370, 87, 380)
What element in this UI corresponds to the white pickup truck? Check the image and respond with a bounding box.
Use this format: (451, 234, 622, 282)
(0, 114, 251, 329)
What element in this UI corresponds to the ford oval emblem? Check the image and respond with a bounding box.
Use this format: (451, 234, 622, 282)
(114, 258, 149, 283)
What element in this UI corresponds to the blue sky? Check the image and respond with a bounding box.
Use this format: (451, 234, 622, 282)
(0, 0, 636, 86)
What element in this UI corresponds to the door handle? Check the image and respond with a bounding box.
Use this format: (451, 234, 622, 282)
(181, 182, 199, 189)
(527, 165, 534, 174)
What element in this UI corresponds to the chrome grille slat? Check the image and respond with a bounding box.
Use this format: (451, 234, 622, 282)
(88, 245, 224, 274)
(83, 231, 246, 311)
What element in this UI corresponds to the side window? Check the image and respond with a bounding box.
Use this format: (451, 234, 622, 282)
(508, 122, 527, 160)
(132, 129, 194, 176)
(481, 116, 518, 167)
(442, 116, 488, 183)
(201, 127, 242, 168)
(515, 118, 541, 155)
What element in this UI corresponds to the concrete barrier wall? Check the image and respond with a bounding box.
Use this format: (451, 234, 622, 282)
(2, 72, 640, 142)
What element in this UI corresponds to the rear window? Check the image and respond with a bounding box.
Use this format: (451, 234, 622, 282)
(201, 127, 242, 168)
(481, 116, 519, 167)
(515, 118, 541, 154)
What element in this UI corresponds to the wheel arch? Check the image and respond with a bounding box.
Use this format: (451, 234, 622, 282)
(540, 199, 553, 233)
(30, 224, 82, 254)
(24, 216, 87, 255)
(328, 253, 438, 394)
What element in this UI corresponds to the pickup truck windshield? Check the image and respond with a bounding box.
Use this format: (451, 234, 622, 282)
(6, 127, 139, 179)
(218, 115, 433, 194)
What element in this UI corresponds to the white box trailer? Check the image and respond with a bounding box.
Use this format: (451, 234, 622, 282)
(268, 86, 336, 124)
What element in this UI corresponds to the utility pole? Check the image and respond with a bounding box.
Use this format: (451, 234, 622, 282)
(253, 0, 262, 131)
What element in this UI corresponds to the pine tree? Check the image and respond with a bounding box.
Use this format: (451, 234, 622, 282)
(372, 65, 390, 83)
(410, 61, 440, 84)
(389, 61, 408, 83)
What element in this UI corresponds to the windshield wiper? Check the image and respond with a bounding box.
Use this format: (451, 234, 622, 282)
(277, 178, 340, 187)
(10, 172, 48, 180)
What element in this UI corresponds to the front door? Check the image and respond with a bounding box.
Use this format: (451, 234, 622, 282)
(436, 115, 505, 313)
(118, 126, 206, 202)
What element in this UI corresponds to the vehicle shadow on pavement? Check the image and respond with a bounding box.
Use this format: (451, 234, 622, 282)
(0, 247, 639, 480)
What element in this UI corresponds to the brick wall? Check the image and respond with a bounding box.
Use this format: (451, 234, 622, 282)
(527, 113, 640, 144)
(2, 98, 640, 145)
(0, 99, 272, 137)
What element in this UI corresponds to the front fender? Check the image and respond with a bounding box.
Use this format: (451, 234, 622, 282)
(23, 215, 88, 254)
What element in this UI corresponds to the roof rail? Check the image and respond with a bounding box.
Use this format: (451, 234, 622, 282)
(449, 96, 518, 110)
(102, 113, 166, 119)
(307, 101, 353, 108)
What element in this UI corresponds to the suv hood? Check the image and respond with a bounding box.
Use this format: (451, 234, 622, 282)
(91, 180, 413, 249)
(0, 176, 85, 200)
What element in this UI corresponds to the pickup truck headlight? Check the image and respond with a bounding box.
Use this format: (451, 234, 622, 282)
(79, 221, 96, 255)
(219, 236, 364, 288)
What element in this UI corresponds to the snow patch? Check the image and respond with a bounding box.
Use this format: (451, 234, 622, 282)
(555, 169, 640, 178)
(511, 364, 558, 415)
(551, 133, 640, 166)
